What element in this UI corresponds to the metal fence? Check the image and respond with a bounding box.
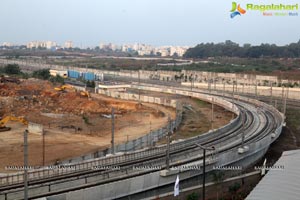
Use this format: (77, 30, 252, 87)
(59, 90, 181, 164)
(0, 87, 240, 186)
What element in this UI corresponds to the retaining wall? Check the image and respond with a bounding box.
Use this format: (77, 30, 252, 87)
(182, 82, 300, 100)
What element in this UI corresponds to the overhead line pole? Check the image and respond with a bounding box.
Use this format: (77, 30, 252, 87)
(211, 98, 214, 130)
(42, 129, 45, 166)
(166, 116, 171, 170)
(111, 107, 115, 155)
(24, 129, 29, 200)
(281, 85, 284, 112)
(138, 70, 141, 104)
(196, 144, 215, 200)
(270, 81, 273, 106)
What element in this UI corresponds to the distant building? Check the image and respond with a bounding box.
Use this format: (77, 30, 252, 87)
(64, 41, 73, 49)
(26, 41, 57, 49)
(45, 41, 56, 49)
(98, 42, 188, 57)
(99, 43, 105, 49)
(2, 42, 13, 47)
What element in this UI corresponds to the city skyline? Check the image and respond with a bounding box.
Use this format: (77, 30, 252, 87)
(1, 40, 190, 57)
(0, 0, 300, 47)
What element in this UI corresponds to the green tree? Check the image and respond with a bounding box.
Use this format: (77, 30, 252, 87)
(4, 64, 21, 75)
(184, 39, 300, 58)
(228, 182, 241, 200)
(32, 69, 50, 80)
(49, 75, 65, 84)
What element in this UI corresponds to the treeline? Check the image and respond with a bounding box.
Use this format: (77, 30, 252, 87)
(0, 64, 97, 87)
(184, 40, 300, 58)
(0, 64, 64, 83)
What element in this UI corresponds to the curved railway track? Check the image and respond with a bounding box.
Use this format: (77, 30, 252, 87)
(0, 84, 284, 200)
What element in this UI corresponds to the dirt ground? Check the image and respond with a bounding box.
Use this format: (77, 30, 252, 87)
(174, 98, 233, 139)
(0, 79, 175, 172)
(0, 103, 173, 173)
(133, 89, 233, 143)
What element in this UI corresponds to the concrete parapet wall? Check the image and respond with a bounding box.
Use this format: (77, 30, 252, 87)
(98, 89, 178, 108)
(131, 84, 240, 115)
(182, 82, 300, 100)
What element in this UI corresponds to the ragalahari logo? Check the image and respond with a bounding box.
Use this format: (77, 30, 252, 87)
(230, 2, 246, 18)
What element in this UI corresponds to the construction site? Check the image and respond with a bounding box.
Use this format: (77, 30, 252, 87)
(0, 78, 176, 172)
(0, 77, 233, 175)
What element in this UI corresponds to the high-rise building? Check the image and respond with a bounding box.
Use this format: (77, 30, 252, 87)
(64, 41, 73, 49)
(26, 41, 57, 49)
(2, 42, 13, 47)
(45, 41, 56, 49)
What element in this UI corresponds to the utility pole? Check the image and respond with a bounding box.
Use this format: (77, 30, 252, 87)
(210, 79, 212, 93)
(235, 78, 238, 94)
(125, 135, 129, 153)
(111, 107, 115, 155)
(85, 65, 88, 91)
(190, 74, 193, 91)
(241, 110, 245, 147)
(166, 116, 171, 170)
(213, 74, 216, 91)
(232, 81, 234, 97)
(42, 129, 45, 166)
(211, 98, 214, 130)
(207, 78, 210, 91)
(223, 81, 225, 97)
(270, 81, 273, 106)
(283, 88, 288, 116)
(255, 79, 257, 100)
(212, 72, 216, 91)
(203, 148, 206, 200)
(138, 70, 141, 105)
(149, 119, 152, 147)
(282, 86, 284, 112)
(196, 144, 215, 200)
(255, 80, 258, 100)
(193, 74, 195, 90)
(24, 129, 29, 200)
(231, 103, 235, 120)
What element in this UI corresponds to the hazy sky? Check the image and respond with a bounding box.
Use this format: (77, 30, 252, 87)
(0, 0, 299, 47)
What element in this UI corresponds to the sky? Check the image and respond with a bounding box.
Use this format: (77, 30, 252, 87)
(0, 0, 300, 47)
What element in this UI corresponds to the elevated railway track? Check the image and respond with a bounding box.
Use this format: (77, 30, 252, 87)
(0, 84, 284, 200)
